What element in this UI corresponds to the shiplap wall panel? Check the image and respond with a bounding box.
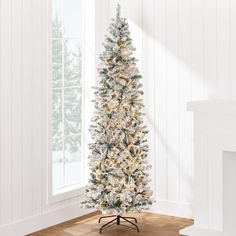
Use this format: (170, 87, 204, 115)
(204, 0, 217, 98)
(178, 0, 192, 203)
(230, 0, 236, 99)
(218, 0, 230, 97)
(0, 0, 12, 224)
(154, 0, 167, 200)
(32, 0, 43, 215)
(22, 0, 33, 218)
(217, 0, 230, 98)
(191, 0, 205, 100)
(11, 0, 23, 221)
(165, 0, 180, 202)
(0, 0, 1, 224)
(41, 0, 48, 214)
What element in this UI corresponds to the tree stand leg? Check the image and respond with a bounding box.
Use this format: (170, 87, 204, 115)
(98, 215, 139, 233)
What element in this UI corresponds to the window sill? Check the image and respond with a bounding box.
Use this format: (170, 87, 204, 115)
(47, 182, 87, 204)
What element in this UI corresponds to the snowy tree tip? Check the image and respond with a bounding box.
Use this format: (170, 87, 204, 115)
(116, 4, 121, 19)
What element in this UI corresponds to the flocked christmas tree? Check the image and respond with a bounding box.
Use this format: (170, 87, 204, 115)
(82, 5, 153, 221)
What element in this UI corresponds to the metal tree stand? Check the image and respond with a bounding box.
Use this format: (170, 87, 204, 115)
(98, 215, 139, 233)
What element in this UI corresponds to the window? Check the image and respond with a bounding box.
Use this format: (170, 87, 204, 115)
(51, 0, 85, 195)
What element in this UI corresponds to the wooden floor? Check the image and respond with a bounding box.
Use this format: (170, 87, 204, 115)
(29, 211, 193, 236)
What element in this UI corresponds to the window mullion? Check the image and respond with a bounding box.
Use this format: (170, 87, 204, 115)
(53, 133, 82, 141)
(61, 0, 66, 187)
(52, 85, 82, 90)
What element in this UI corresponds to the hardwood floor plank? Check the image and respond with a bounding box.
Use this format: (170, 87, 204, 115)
(28, 212, 193, 236)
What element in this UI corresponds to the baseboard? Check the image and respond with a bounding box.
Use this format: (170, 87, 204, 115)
(149, 199, 193, 219)
(180, 225, 235, 236)
(0, 204, 96, 236)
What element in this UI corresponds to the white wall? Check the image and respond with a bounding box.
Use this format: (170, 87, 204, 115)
(105, 0, 236, 218)
(0, 0, 95, 235)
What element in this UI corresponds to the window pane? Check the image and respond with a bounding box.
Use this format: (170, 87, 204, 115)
(52, 40, 62, 88)
(64, 87, 82, 135)
(64, 40, 82, 87)
(52, 0, 62, 38)
(64, 135, 82, 185)
(64, 0, 82, 38)
(52, 138, 64, 189)
(52, 89, 62, 138)
(52, 0, 83, 192)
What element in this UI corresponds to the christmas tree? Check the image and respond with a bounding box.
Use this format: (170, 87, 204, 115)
(82, 4, 153, 218)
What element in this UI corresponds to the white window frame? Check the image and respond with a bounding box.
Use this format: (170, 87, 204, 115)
(46, 0, 94, 204)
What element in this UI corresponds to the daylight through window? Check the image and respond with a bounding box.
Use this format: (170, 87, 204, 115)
(52, 0, 83, 191)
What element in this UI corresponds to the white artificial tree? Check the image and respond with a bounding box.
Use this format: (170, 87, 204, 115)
(82, 4, 153, 216)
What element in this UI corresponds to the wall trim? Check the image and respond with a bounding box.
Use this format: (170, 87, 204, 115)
(149, 199, 193, 219)
(0, 203, 95, 236)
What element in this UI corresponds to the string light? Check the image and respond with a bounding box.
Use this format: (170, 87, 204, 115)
(81, 4, 154, 215)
